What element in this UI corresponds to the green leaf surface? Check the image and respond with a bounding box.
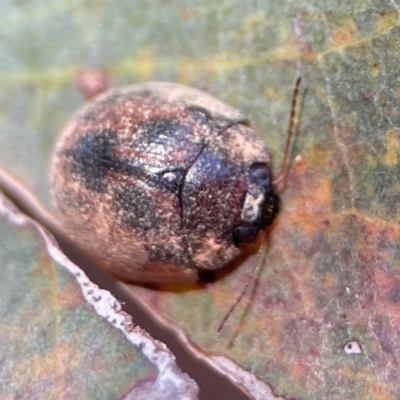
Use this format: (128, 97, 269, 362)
(0, 0, 400, 399)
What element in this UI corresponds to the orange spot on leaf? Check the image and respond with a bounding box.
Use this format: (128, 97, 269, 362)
(333, 28, 353, 47)
(290, 360, 305, 380)
(370, 381, 393, 400)
(324, 274, 337, 288)
(284, 158, 332, 237)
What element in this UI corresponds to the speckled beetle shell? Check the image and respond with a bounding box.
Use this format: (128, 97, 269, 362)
(51, 82, 279, 283)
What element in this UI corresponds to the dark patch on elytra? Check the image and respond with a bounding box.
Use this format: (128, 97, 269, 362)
(189, 148, 236, 185)
(68, 129, 119, 192)
(147, 242, 180, 264)
(135, 117, 194, 147)
(113, 184, 159, 231)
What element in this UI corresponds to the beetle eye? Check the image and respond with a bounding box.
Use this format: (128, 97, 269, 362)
(249, 163, 271, 188)
(160, 170, 186, 193)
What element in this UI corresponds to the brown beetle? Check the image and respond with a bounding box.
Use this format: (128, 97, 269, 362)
(51, 80, 300, 284)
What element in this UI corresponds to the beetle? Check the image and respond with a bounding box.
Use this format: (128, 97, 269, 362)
(51, 78, 301, 286)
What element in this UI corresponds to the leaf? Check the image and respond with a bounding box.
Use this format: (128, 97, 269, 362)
(0, 0, 400, 399)
(0, 192, 198, 399)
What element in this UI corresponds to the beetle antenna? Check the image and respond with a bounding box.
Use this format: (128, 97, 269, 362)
(218, 232, 268, 332)
(273, 76, 302, 193)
